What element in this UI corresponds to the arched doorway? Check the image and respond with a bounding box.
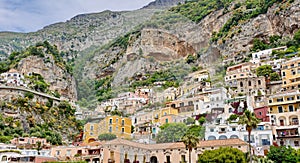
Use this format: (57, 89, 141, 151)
(88, 138, 96, 143)
(207, 136, 216, 140)
(150, 156, 158, 163)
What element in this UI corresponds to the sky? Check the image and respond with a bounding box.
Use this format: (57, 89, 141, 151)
(0, 0, 154, 33)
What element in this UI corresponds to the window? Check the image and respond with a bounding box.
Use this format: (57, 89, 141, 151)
(165, 118, 169, 123)
(188, 101, 193, 106)
(258, 112, 262, 115)
(121, 119, 125, 126)
(121, 127, 125, 133)
(277, 98, 283, 102)
(282, 71, 286, 77)
(295, 141, 299, 147)
(232, 127, 236, 131)
(116, 126, 118, 131)
(283, 81, 286, 85)
(166, 156, 171, 163)
(56, 150, 60, 156)
(258, 80, 261, 85)
(109, 126, 112, 132)
(109, 119, 112, 124)
(289, 105, 294, 112)
(210, 128, 214, 132)
(116, 118, 118, 123)
(291, 64, 295, 68)
(269, 100, 272, 103)
(248, 81, 252, 86)
(66, 150, 71, 156)
(292, 70, 296, 75)
(90, 125, 94, 131)
(287, 97, 294, 101)
(90, 132, 93, 136)
(278, 106, 283, 113)
(181, 155, 186, 162)
(240, 82, 243, 87)
(180, 102, 184, 107)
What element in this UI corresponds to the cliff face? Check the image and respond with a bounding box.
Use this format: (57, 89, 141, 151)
(0, 0, 299, 104)
(16, 55, 77, 101)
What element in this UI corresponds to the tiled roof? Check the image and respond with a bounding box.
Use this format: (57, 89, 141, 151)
(104, 138, 247, 150)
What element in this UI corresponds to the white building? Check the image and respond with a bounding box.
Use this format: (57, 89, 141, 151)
(0, 69, 26, 87)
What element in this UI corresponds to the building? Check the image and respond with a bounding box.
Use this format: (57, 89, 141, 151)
(50, 141, 102, 162)
(281, 57, 300, 91)
(250, 46, 286, 64)
(268, 90, 300, 149)
(102, 138, 247, 163)
(0, 69, 26, 87)
(84, 115, 132, 143)
(10, 137, 50, 149)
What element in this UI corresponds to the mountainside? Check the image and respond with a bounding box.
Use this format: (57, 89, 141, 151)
(0, 0, 299, 110)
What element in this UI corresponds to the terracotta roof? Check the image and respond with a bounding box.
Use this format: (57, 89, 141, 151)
(79, 141, 103, 147)
(104, 138, 247, 150)
(8, 69, 18, 73)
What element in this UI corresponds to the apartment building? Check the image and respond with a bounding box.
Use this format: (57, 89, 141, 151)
(268, 90, 300, 149)
(84, 115, 132, 143)
(102, 138, 247, 163)
(281, 57, 300, 91)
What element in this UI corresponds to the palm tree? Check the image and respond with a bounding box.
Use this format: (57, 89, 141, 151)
(238, 110, 260, 163)
(181, 133, 199, 163)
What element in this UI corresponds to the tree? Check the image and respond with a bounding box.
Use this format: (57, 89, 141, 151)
(238, 110, 260, 163)
(198, 147, 246, 163)
(293, 29, 300, 44)
(156, 123, 188, 143)
(256, 65, 273, 77)
(98, 133, 117, 141)
(182, 133, 199, 163)
(185, 117, 195, 125)
(267, 146, 299, 163)
(186, 125, 202, 138)
(36, 141, 42, 155)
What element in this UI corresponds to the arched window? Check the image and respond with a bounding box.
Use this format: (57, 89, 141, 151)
(240, 82, 243, 87)
(248, 81, 252, 86)
(258, 80, 261, 85)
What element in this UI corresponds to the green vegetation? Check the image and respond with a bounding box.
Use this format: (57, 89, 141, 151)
(98, 133, 117, 141)
(181, 133, 199, 163)
(170, 0, 232, 23)
(0, 41, 70, 74)
(212, 0, 286, 42)
(26, 73, 50, 93)
(198, 147, 247, 163)
(267, 146, 299, 163)
(238, 110, 260, 162)
(95, 76, 113, 102)
(156, 122, 204, 143)
(0, 98, 81, 144)
(156, 123, 188, 143)
(256, 65, 281, 81)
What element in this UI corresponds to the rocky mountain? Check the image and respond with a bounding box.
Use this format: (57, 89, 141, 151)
(0, 0, 299, 109)
(143, 0, 185, 9)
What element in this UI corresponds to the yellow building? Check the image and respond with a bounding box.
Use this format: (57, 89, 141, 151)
(84, 115, 132, 143)
(268, 90, 300, 148)
(281, 57, 300, 91)
(152, 107, 178, 123)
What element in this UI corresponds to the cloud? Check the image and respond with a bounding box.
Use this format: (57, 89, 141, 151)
(0, 0, 154, 33)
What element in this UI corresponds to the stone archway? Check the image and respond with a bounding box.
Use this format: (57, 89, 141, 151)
(150, 156, 158, 163)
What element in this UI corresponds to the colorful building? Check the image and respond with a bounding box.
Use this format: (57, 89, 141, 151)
(84, 115, 132, 143)
(268, 90, 300, 148)
(102, 138, 247, 163)
(281, 57, 300, 91)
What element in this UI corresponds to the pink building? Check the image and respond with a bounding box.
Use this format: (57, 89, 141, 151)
(10, 137, 50, 148)
(254, 106, 270, 122)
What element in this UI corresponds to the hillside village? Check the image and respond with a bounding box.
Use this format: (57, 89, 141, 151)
(0, 0, 300, 163)
(1, 43, 300, 162)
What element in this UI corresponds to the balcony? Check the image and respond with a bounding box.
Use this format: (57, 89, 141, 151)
(277, 128, 299, 138)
